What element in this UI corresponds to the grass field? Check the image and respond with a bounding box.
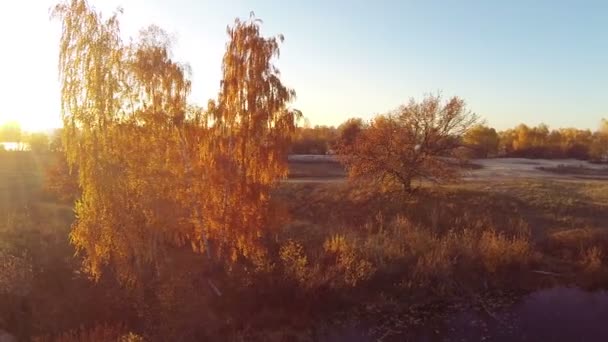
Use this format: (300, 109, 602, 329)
(2, 151, 608, 340)
(0, 152, 134, 340)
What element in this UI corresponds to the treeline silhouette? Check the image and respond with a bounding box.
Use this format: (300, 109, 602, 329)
(291, 119, 608, 161)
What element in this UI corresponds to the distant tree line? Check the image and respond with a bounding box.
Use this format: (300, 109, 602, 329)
(292, 117, 608, 161)
(290, 125, 337, 154)
(4, 115, 607, 161)
(0, 121, 62, 153)
(496, 121, 608, 160)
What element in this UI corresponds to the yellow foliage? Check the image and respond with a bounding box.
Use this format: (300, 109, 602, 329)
(323, 234, 350, 254)
(580, 246, 603, 274)
(463, 124, 499, 157)
(279, 240, 309, 283)
(53, 1, 300, 285)
(322, 234, 375, 287)
(479, 230, 531, 273)
(336, 94, 478, 192)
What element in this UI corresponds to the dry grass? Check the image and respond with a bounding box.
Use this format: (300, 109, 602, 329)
(32, 324, 142, 342)
(272, 181, 538, 298)
(547, 228, 608, 256)
(478, 229, 531, 273)
(3, 151, 608, 340)
(274, 177, 608, 293)
(544, 228, 608, 282)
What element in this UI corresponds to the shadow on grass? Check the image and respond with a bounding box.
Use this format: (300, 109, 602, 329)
(275, 179, 608, 240)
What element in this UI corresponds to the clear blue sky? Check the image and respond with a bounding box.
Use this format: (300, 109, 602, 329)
(1, 0, 606, 131)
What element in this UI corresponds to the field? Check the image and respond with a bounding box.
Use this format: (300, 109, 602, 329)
(288, 155, 608, 181)
(2, 151, 608, 340)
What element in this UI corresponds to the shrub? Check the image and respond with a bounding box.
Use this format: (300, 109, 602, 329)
(479, 230, 531, 273)
(323, 234, 375, 286)
(287, 209, 533, 295)
(580, 246, 603, 274)
(280, 240, 309, 284)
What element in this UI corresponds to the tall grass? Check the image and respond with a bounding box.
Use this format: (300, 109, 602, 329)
(277, 207, 532, 295)
(32, 324, 142, 342)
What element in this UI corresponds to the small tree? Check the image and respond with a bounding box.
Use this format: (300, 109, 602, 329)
(336, 94, 478, 192)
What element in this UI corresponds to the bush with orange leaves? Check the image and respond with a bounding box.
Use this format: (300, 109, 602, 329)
(355, 215, 531, 291)
(279, 236, 375, 289)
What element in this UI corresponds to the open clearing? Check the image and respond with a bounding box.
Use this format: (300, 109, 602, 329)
(2, 151, 608, 340)
(469, 158, 608, 180)
(288, 155, 608, 182)
(280, 158, 608, 340)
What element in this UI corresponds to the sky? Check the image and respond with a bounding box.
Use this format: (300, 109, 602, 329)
(0, 0, 607, 132)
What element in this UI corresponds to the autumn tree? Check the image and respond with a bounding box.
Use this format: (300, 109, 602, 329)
(600, 118, 608, 135)
(498, 129, 516, 155)
(336, 117, 364, 150)
(558, 128, 592, 159)
(512, 124, 532, 152)
(497, 123, 597, 159)
(546, 129, 564, 157)
(53, 1, 299, 284)
(463, 124, 499, 158)
(202, 14, 302, 264)
(508, 124, 552, 157)
(291, 125, 337, 154)
(590, 118, 608, 161)
(336, 94, 478, 192)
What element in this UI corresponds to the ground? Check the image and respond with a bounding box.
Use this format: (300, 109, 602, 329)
(288, 154, 608, 181)
(284, 156, 608, 340)
(1, 151, 608, 340)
